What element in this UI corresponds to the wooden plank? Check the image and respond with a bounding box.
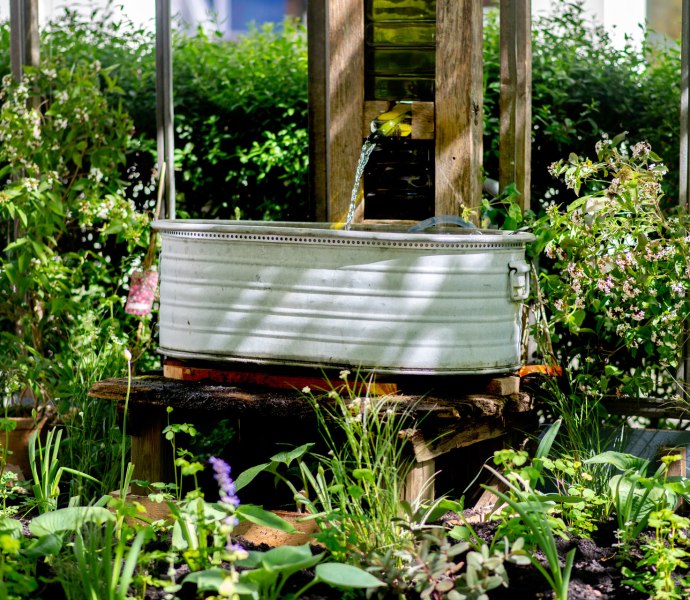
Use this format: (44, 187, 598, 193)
(307, 1, 328, 221)
(402, 421, 506, 462)
(435, 0, 483, 218)
(411, 101, 435, 139)
(327, 0, 365, 224)
(163, 360, 398, 395)
(602, 396, 690, 419)
(130, 407, 168, 491)
(9, 0, 39, 82)
(499, 0, 532, 210)
(363, 101, 392, 137)
(404, 459, 435, 503)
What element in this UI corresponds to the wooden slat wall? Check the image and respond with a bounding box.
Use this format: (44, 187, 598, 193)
(499, 0, 532, 211)
(435, 0, 484, 217)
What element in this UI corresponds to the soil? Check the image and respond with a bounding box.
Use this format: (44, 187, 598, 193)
(28, 516, 669, 599)
(468, 519, 649, 600)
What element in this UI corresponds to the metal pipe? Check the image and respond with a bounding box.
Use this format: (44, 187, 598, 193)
(156, 0, 176, 219)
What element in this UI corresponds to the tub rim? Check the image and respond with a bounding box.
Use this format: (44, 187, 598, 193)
(152, 219, 536, 247)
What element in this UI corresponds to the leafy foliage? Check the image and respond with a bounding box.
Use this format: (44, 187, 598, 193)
(483, 1, 680, 210)
(534, 136, 689, 399)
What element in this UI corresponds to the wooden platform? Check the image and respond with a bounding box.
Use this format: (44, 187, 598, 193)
(89, 369, 535, 502)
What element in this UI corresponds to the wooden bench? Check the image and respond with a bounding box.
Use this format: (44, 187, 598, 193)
(89, 367, 536, 502)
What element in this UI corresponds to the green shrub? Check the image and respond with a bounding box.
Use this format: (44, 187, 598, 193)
(171, 20, 308, 220)
(484, 1, 680, 210)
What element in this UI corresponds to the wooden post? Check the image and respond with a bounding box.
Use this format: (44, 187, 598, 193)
(435, 0, 483, 218)
(9, 0, 39, 82)
(130, 407, 169, 492)
(499, 0, 532, 211)
(309, 0, 365, 224)
(307, 2, 329, 222)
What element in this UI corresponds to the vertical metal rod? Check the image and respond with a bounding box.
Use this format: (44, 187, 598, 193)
(156, 0, 176, 219)
(681, 0, 689, 212)
(10, 0, 39, 81)
(680, 0, 690, 395)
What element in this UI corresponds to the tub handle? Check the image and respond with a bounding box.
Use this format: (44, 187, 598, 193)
(509, 260, 531, 301)
(408, 215, 478, 232)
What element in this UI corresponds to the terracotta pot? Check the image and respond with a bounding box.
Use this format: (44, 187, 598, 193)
(0, 416, 48, 480)
(108, 489, 174, 525)
(233, 510, 320, 547)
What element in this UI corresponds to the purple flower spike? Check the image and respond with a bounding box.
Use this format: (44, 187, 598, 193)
(209, 456, 240, 509)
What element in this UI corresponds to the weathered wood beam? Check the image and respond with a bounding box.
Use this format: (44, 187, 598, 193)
(435, 0, 483, 217)
(9, 0, 39, 81)
(499, 0, 532, 210)
(316, 0, 365, 224)
(307, 1, 328, 221)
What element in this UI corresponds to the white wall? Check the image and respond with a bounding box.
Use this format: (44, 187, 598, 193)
(1, 0, 648, 45)
(0, 0, 155, 27)
(532, 0, 646, 47)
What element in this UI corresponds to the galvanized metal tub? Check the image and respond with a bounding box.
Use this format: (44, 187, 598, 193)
(152, 220, 535, 374)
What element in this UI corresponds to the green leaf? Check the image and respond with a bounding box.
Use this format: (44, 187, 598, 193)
(183, 568, 225, 592)
(22, 533, 63, 559)
(234, 462, 271, 491)
(29, 507, 115, 536)
(535, 419, 561, 459)
(352, 468, 375, 482)
(270, 443, 314, 464)
(236, 505, 298, 533)
(315, 563, 385, 588)
(0, 518, 22, 539)
(585, 451, 649, 473)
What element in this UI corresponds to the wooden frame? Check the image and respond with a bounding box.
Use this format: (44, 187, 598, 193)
(308, 0, 532, 222)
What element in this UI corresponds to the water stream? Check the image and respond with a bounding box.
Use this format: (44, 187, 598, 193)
(344, 136, 378, 230)
(344, 102, 412, 230)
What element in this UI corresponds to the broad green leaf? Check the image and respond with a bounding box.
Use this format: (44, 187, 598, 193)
(236, 505, 298, 533)
(535, 419, 561, 459)
(234, 462, 271, 491)
(184, 568, 225, 592)
(0, 518, 22, 539)
(29, 507, 114, 536)
(22, 533, 63, 559)
(585, 451, 649, 474)
(260, 544, 322, 573)
(315, 563, 385, 588)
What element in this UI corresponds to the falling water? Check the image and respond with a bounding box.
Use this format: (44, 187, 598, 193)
(345, 136, 378, 230)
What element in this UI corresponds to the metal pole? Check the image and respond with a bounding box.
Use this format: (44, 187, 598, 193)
(681, 0, 690, 396)
(156, 0, 176, 219)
